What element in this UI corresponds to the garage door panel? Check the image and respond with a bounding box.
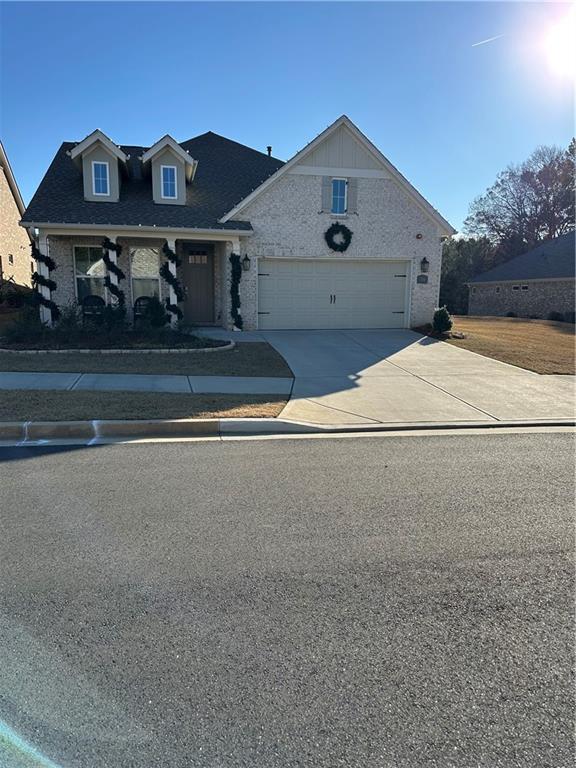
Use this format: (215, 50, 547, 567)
(258, 259, 408, 330)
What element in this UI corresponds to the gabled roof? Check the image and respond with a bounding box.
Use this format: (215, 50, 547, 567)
(220, 115, 455, 235)
(468, 232, 576, 283)
(68, 129, 129, 163)
(0, 140, 25, 215)
(21, 131, 284, 231)
(140, 135, 198, 181)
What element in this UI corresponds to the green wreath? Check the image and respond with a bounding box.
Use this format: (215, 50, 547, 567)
(324, 222, 352, 252)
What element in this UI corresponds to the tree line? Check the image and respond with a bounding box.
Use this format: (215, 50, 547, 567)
(440, 139, 575, 314)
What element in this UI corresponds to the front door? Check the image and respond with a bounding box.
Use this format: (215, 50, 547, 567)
(182, 246, 215, 324)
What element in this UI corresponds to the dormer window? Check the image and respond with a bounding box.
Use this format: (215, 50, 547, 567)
(161, 165, 177, 199)
(92, 161, 110, 196)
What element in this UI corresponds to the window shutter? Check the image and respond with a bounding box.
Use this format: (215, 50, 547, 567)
(321, 176, 332, 212)
(347, 178, 358, 214)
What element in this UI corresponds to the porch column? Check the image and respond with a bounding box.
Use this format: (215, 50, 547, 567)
(166, 238, 177, 327)
(37, 231, 53, 326)
(104, 235, 119, 304)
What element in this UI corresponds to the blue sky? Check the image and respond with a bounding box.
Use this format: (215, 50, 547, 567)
(1, 1, 573, 230)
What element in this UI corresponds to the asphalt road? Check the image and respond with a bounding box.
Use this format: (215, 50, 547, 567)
(0, 433, 574, 768)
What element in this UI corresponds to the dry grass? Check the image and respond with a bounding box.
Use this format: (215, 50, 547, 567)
(446, 316, 575, 375)
(0, 342, 293, 377)
(0, 390, 287, 421)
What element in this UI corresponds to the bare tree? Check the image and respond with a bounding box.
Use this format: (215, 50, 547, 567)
(464, 141, 575, 261)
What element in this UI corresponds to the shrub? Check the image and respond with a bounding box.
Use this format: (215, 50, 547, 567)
(506, 311, 517, 318)
(2, 306, 46, 344)
(547, 311, 565, 322)
(433, 306, 453, 335)
(142, 296, 169, 328)
(101, 304, 127, 332)
(564, 311, 575, 324)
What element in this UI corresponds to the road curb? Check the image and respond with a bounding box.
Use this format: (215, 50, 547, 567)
(0, 417, 573, 444)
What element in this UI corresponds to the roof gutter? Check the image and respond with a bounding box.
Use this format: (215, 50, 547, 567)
(18, 221, 253, 239)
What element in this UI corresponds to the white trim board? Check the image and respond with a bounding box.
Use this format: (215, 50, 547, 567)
(68, 129, 128, 163)
(288, 166, 388, 179)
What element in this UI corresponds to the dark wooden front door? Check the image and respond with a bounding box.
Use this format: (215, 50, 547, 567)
(182, 246, 215, 324)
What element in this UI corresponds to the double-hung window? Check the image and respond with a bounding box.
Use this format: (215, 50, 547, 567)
(92, 161, 109, 196)
(74, 246, 107, 302)
(131, 248, 161, 301)
(161, 165, 177, 199)
(331, 178, 348, 214)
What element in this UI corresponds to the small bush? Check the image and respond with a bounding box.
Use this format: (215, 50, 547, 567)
(547, 311, 565, 322)
(101, 304, 127, 332)
(506, 311, 517, 318)
(2, 306, 46, 344)
(433, 306, 453, 335)
(529, 314, 541, 320)
(564, 311, 575, 324)
(142, 296, 169, 328)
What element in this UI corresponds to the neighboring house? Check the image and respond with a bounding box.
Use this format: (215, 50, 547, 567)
(1, 141, 32, 289)
(468, 233, 576, 320)
(20, 116, 454, 330)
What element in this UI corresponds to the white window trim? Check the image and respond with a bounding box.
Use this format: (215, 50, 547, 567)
(73, 244, 109, 303)
(91, 161, 110, 197)
(331, 177, 348, 215)
(161, 165, 178, 200)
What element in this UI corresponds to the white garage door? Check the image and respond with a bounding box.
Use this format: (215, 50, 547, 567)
(257, 259, 409, 330)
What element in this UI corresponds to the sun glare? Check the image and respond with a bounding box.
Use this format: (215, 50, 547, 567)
(542, 6, 576, 78)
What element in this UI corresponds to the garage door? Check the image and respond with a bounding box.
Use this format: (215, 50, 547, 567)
(257, 259, 409, 330)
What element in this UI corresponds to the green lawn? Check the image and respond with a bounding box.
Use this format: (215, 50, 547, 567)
(0, 390, 287, 421)
(0, 343, 293, 377)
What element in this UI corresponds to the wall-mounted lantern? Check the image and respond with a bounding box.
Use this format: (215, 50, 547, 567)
(242, 254, 251, 272)
(420, 257, 429, 274)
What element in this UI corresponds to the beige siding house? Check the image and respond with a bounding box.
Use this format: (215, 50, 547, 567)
(1, 141, 32, 289)
(20, 117, 454, 329)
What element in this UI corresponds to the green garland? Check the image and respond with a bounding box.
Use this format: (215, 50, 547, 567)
(162, 241, 182, 268)
(104, 276, 126, 307)
(160, 243, 184, 320)
(165, 298, 183, 320)
(101, 238, 126, 305)
(32, 272, 57, 292)
(31, 243, 59, 321)
(101, 239, 126, 281)
(229, 253, 243, 330)
(159, 262, 185, 302)
(31, 243, 56, 272)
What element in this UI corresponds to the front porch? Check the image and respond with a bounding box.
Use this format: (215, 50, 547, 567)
(35, 228, 256, 330)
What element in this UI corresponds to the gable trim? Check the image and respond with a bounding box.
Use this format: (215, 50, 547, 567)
(140, 135, 198, 181)
(0, 141, 26, 215)
(68, 129, 128, 163)
(219, 115, 455, 235)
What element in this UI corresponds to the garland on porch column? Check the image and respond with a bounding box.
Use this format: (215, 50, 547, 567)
(229, 252, 243, 330)
(31, 243, 60, 321)
(160, 242, 184, 320)
(101, 238, 126, 307)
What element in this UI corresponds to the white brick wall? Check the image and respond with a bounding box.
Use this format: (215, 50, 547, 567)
(237, 172, 443, 329)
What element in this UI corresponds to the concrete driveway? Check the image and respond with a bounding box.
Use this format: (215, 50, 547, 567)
(211, 328, 574, 425)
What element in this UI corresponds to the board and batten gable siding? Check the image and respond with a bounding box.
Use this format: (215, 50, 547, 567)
(81, 143, 120, 202)
(151, 147, 186, 205)
(235, 170, 441, 329)
(299, 124, 383, 170)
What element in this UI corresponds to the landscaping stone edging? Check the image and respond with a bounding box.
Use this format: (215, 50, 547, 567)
(0, 342, 235, 355)
(0, 417, 573, 444)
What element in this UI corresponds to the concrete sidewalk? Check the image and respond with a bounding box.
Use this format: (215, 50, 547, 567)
(0, 371, 293, 395)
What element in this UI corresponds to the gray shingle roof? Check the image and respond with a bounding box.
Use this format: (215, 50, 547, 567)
(21, 131, 285, 231)
(469, 232, 576, 283)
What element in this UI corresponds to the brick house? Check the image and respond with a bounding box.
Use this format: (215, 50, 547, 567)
(20, 116, 454, 330)
(1, 141, 32, 290)
(468, 233, 575, 320)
